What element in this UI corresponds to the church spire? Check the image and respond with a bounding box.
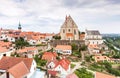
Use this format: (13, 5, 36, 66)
(18, 21, 22, 30)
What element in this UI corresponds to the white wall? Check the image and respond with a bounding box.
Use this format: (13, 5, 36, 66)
(0, 50, 13, 59)
(27, 60, 37, 78)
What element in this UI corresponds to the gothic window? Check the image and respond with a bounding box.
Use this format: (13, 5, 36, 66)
(68, 29, 70, 32)
(74, 30, 76, 35)
(63, 29, 65, 33)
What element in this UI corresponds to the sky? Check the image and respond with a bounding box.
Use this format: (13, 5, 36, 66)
(0, 0, 120, 34)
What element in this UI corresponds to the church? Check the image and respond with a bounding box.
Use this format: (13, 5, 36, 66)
(60, 15, 80, 40)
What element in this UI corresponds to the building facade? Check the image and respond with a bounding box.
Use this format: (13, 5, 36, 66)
(60, 15, 79, 40)
(85, 30, 103, 45)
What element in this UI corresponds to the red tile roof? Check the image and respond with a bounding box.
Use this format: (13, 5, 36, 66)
(18, 47, 37, 53)
(94, 55, 110, 62)
(42, 52, 57, 61)
(8, 61, 29, 78)
(66, 33, 73, 37)
(0, 56, 33, 70)
(55, 58, 70, 70)
(0, 47, 8, 53)
(95, 72, 116, 78)
(55, 45, 72, 50)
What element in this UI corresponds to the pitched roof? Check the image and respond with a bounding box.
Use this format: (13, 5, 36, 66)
(94, 55, 110, 62)
(95, 72, 116, 78)
(0, 56, 33, 70)
(86, 30, 100, 35)
(61, 15, 78, 28)
(55, 45, 72, 50)
(8, 61, 29, 78)
(42, 52, 57, 61)
(0, 47, 8, 53)
(17, 47, 38, 53)
(55, 58, 70, 70)
(0, 41, 12, 48)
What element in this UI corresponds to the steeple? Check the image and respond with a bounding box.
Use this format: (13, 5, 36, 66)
(18, 22, 22, 30)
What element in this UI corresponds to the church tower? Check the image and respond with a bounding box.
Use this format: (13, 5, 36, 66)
(60, 15, 79, 40)
(18, 22, 22, 31)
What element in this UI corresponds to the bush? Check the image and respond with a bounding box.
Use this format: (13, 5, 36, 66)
(71, 64, 76, 69)
(75, 68, 94, 78)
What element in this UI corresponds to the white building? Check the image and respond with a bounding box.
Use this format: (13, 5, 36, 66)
(0, 47, 14, 59)
(47, 58, 71, 76)
(0, 56, 36, 78)
(85, 30, 103, 45)
(55, 45, 72, 55)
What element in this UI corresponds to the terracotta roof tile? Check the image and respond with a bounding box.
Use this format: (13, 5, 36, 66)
(0, 56, 33, 70)
(66, 33, 73, 37)
(55, 58, 70, 70)
(56, 45, 72, 50)
(95, 72, 116, 78)
(42, 52, 57, 61)
(8, 61, 29, 78)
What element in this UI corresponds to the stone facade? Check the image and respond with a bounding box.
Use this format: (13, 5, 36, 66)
(60, 15, 79, 40)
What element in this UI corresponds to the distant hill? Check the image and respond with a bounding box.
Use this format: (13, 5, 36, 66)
(102, 34, 120, 38)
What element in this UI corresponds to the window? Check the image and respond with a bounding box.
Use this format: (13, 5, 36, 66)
(63, 29, 65, 33)
(74, 30, 76, 35)
(3, 54, 6, 56)
(97, 42, 98, 44)
(68, 29, 70, 32)
(97, 57, 99, 59)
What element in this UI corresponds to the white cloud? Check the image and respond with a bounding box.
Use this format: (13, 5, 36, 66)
(0, 0, 120, 33)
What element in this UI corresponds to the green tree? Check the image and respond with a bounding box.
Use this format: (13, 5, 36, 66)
(75, 68, 93, 78)
(71, 43, 78, 51)
(53, 36, 61, 40)
(15, 37, 30, 49)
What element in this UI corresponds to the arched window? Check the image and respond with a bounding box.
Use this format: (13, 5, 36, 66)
(74, 30, 76, 35)
(63, 29, 65, 33)
(68, 29, 70, 32)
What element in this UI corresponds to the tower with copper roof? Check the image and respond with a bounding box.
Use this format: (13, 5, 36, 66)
(18, 22, 22, 31)
(60, 15, 79, 40)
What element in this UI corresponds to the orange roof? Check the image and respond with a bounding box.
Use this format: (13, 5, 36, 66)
(42, 52, 57, 61)
(66, 33, 73, 37)
(8, 61, 29, 78)
(0, 47, 8, 53)
(0, 41, 12, 48)
(18, 47, 37, 53)
(55, 58, 70, 70)
(25, 47, 37, 51)
(18, 49, 27, 53)
(94, 55, 110, 62)
(0, 56, 33, 70)
(56, 45, 72, 50)
(88, 44, 99, 49)
(95, 72, 116, 78)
